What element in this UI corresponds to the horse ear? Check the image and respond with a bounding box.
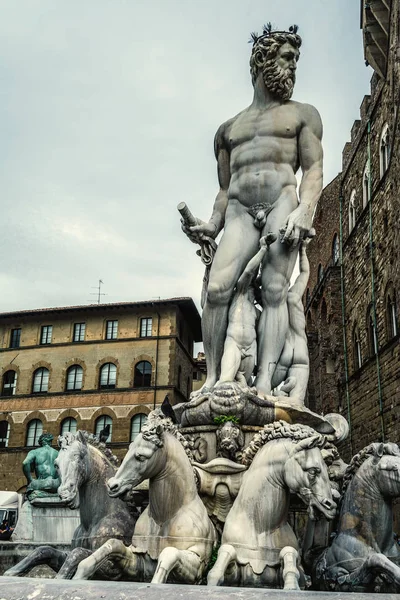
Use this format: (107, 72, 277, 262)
(76, 430, 87, 445)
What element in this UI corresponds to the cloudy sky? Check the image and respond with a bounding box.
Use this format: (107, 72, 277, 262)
(0, 0, 371, 314)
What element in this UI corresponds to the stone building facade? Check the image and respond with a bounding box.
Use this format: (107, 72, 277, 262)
(0, 297, 201, 492)
(306, 0, 399, 461)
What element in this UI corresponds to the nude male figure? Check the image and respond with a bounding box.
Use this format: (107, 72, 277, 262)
(183, 26, 323, 398)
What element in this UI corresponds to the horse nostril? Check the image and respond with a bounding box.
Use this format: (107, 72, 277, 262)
(322, 498, 336, 510)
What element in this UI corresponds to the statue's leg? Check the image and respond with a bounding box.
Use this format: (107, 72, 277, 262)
(202, 205, 259, 390)
(151, 547, 202, 584)
(279, 546, 301, 590)
(256, 195, 299, 396)
(55, 547, 92, 579)
(344, 553, 400, 588)
(207, 543, 237, 586)
(3, 545, 67, 577)
(73, 539, 138, 580)
(216, 337, 242, 385)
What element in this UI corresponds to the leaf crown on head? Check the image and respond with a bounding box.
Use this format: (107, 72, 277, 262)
(249, 23, 299, 45)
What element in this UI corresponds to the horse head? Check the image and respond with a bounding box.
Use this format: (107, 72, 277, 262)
(284, 434, 337, 520)
(56, 430, 89, 509)
(108, 422, 165, 498)
(372, 442, 400, 498)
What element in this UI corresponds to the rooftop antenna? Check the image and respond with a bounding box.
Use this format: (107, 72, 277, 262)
(91, 279, 107, 304)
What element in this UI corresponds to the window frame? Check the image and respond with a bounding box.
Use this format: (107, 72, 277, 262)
(40, 325, 53, 345)
(60, 417, 77, 435)
(9, 328, 21, 349)
(140, 317, 153, 338)
(73, 322, 86, 342)
(362, 162, 370, 209)
(130, 413, 148, 442)
(66, 365, 83, 391)
(99, 363, 117, 389)
(332, 234, 339, 265)
(348, 189, 356, 234)
(0, 421, 10, 448)
(386, 291, 398, 340)
(105, 320, 118, 340)
(26, 419, 43, 447)
(32, 367, 50, 394)
(95, 415, 112, 442)
(134, 361, 152, 388)
(379, 124, 390, 178)
(2, 370, 17, 397)
(367, 308, 378, 357)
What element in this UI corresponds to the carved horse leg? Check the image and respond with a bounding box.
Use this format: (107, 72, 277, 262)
(73, 539, 140, 580)
(279, 546, 300, 590)
(55, 547, 92, 579)
(343, 553, 400, 588)
(207, 543, 237, 586)
(3, 545, 68, 577)
(151, 547, 203, 584)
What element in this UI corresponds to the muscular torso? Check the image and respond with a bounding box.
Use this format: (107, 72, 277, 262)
(224, 102, 303, 207)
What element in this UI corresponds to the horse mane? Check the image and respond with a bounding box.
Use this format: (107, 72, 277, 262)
(142, 410, 193, 461)
(58, 430, 119, 468)
(242, 420, 324, 467)
(341, 441, 400, 495)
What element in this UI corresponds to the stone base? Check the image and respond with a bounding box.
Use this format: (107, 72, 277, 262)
(0, 577, 398, 599)
(12, 500, 79, 544)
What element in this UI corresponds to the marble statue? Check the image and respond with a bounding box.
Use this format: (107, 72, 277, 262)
(181, 24, 323, 405)
(207, 422, 336, 589)
(22, 433, 60, 502)
(313, 442, 400, 593)
(72, 411, 217, 584)
(5, 431, 136, 578)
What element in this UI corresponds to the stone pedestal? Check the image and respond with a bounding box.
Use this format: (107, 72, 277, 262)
(12, 499, 79, 544)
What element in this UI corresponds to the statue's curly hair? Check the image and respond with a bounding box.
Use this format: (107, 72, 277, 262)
(142, 410, 193, 461)
(242, 420, 323, 466)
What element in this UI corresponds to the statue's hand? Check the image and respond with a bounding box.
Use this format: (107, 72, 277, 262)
(181, 218, 217, 243)
(281, 205, 313, 248)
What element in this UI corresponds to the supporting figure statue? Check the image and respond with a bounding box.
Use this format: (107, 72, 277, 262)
(181, 25, 323, 400)
(22, 433, 60, 501)
(216, 234, 276, 387)
(272, 239, 311, 400)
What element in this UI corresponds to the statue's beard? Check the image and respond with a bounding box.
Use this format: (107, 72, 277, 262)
(262, 60, 295, 101)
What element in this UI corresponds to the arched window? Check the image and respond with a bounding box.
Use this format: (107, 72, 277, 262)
(0, 421, 10, 448)
(367, 307, 378, 356)
(306, 288, 311, 306)
(386, 290, 398, 339)
(66, 365, 83, 391)
(380, 124, 390, 178)
(134, 361, 152, 387)
(95, 415, 112, 442)
(349, 189, 356, 233)
(317, 263, 324, 283)
(60, 417, 77, 435)
(332, 234, 339, 265)
(32, 368, 49, 394)
(362, 162, 370, 208)
(130, 414, 148, 442)
(2, 370, 17, 396)
(99, 363, 117, 389)
(26, 419, 43, 447)
(352, 326, 362, 371)
(177, 365, 182, 390)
